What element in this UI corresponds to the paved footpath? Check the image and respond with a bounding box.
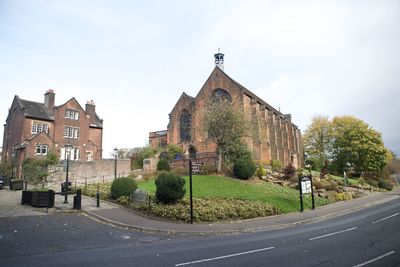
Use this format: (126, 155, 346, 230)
(1, 186, 399, 234)
(83, 191, 400, 234)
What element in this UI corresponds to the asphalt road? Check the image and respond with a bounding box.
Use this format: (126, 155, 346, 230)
(1, 198, 400, 267)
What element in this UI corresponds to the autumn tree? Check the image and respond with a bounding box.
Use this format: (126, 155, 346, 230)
(330, 116, 387, 174)
(203, 100, 249, 173)
(303, 115, 333, 169)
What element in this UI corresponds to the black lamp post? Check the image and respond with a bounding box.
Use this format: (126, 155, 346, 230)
(64, 144, 72, 204)
(11, 151, 15, 180)
(114, 148, 118, 181)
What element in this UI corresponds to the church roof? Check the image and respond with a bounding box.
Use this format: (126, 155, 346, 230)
(215, 67, 282, 115)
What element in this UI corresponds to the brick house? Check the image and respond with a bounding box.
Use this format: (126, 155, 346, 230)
(149, 52, 303, 168)
(2, 90, 103, 178)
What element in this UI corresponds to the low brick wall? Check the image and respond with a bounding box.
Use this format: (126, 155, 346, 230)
(47, 159, 131, 187)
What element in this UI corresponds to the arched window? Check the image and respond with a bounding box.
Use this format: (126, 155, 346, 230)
(211, 88, 232, 103)
(179, 110, 191, 141)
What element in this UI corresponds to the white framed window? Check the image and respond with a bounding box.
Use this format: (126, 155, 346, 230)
(65, 109, 79, 120)
(64, 126, 79, 139)
(35, 144, 48, 155)
(60, 147, 79, 161)
(32, 122, 49, 134)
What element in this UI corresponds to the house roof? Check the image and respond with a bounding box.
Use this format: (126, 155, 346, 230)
(18, 97, 54, 121)
(14, 95, 103, 128)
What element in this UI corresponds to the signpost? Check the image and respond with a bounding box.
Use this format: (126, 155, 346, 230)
(299, 174, 315, 212)
(188, 161, 204, 224)
(189, 160, 194, 224)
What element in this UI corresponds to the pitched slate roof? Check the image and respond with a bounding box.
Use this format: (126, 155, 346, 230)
(17, 97, 54, 121)
(216, 67, 282, 115)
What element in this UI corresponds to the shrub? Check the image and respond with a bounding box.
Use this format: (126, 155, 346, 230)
(334, 192, 353, 201)
(155, 171, 186, 204)
(136, 197, 280, 222)
(378, 179, 393, 191)
(116, 196, 130, 205)
(157, 158, 170, 171)
(233, 158, 256, 180)
(255, 163, 267, 179)
(270, 160, 283, 171)
(111, 177, 138, 199)
(325, 181, 338, 191)
(283, 164, 296, 180)
(313, 180, 324, 190)
(202, 163, 217, 175)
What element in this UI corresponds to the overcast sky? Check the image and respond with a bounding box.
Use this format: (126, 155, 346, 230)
(1, 0, 399, 157)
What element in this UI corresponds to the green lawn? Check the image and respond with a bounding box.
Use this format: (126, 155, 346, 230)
(138, 175, 331, 213)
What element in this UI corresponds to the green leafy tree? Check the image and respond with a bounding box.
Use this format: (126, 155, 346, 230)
(165, 144, 183, 160)
(203, 100, 249, 173)
(303, 115, 333, 167)
(22, 152, 59, 188)
(331, 116, 387, 174)
(23, 158, 48, 188)
(131, 146, 158, 169)
(0, 162, 12, 177)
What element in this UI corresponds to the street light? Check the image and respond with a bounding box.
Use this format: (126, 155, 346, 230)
(114, 147, 118, 181)
(64, 144, 73, 204)
(11, 151, 15, 180)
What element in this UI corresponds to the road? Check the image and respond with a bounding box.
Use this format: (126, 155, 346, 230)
(1, 198, 399, 267)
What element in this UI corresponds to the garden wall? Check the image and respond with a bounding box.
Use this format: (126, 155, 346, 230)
(47, 159, 131, 187)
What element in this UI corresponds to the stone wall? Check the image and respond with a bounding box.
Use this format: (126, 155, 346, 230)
(47, 159, 131, 187)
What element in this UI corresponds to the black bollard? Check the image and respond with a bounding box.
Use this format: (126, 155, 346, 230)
(96, 186, 100, 208)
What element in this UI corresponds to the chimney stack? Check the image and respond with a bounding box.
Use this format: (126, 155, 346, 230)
(44, 89, 55, 109)
(85, 100, 96, 124)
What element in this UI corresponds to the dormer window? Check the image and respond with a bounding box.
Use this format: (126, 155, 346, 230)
(65, 109, 79, 120)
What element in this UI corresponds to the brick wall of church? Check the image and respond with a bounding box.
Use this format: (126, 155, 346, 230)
(164, 67, 304, 168)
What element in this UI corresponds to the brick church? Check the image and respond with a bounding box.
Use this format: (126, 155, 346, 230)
(150, 52, 303, 168)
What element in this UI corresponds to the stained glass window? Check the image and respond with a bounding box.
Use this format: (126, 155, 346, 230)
(212, 88, 232, 103)
(180, 110, 191, 141)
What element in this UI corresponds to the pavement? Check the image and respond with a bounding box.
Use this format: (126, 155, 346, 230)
(1, 185, 399, 234)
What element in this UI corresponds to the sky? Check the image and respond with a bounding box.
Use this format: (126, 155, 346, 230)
(1, 0, 399, 158)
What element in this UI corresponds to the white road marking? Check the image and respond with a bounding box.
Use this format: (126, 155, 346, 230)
(372, 212, 399, 224)
(353, 251, 395, 267)
(309, 227, 358, 241)
(175, 246, 275, 266)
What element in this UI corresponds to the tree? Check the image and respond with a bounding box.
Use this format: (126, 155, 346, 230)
(164, 144, 183, 160)
(331, 116, 387, 174)
(203, 100, 249, 173)
(303, 115, 333, 169)
(111, 148, 132, 159)
(22, 152, 59, 188)
(131, 146, 158, 169)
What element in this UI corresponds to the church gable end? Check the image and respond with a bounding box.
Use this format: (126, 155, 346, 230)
(150, 52, 304, 168)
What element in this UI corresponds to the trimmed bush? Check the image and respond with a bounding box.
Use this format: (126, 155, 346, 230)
(255, 163, 267, 179)
(378, 179, 393, 191)
(111, 177, 138, 199)
(155, 171, 186, 204)
(233, 158, 256, 180)
(157, 158, 170, 171)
